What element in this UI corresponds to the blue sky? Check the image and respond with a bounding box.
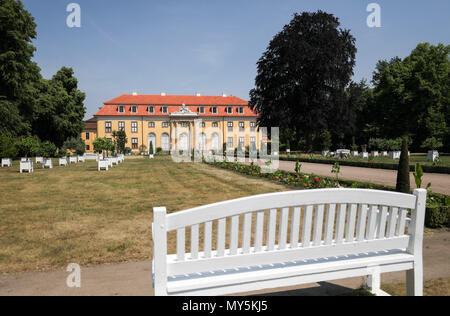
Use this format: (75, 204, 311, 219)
(22, 0, 450, 119)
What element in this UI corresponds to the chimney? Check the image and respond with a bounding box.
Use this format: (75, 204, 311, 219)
(132, 91, 138, 96)
(222, 92, 227, 97)
(161, 92, 166, 96)
(196, 92, 201, 97)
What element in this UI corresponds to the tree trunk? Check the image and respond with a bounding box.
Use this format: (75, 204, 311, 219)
(396, 135, 410, 193)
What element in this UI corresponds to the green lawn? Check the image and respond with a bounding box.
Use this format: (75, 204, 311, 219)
(0, 156, 287, 274)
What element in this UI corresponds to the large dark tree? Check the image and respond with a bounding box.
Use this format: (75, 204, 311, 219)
(0, 0, 41, 136)
(249, 11, 357, 150)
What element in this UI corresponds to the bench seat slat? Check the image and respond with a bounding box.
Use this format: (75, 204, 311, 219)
(166, 236, 410, 276)
(165, 250, 414, 294)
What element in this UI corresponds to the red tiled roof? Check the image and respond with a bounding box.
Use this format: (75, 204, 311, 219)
(83, 117, 97, 130)
(95, 94, 258, 117)
(104, 94, 249, 106)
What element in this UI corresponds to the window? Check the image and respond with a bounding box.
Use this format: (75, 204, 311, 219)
(132, 138, 138, 149)
(148, 106, 154, 114)
(85, 132, 90, 140)
(148, 122, 155, 128)
(162, 106, 168, 114)
(105, 121, 112, 133)
(227, 137, 234, 149)
(226, 107, 233, 114)
(250, 121, 256, 132)
(199, 106, 205, 114)
(131, 121, 138, 133)
(239, 137, 245, 148)
(212, 122, 219, 128)
(239, 121, 245, 132)
(131, 105, 137, 113)
(181, 122, 187, 127)
(162, 122, 169, 128)
(227, 121, 233, 132)
(118, 105, 125, 113)
(238, 107, 244, 114)
(86, 145, 90, 151)
(211, 107, 217, 114)
(118, 121, 125, 131)
(201, 122, 206, 128)
(250, 136, 256, 151)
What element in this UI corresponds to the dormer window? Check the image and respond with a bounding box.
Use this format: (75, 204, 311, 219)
(131, 105, 137, 113)
(238, 107, 244, 114)
(118, 105, 125, 113)
(199, 106, 205, 114)
(211, 107, 217, 114)
(148, 106, 154, 114)
(226, 107, 233, 114)
(162, 106, 168, 114)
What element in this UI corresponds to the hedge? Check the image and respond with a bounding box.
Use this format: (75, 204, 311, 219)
(279, 157, 450, 174)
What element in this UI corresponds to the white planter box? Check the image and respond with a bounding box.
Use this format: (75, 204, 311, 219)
(98, 159, 109, 171)
(381, 151, 388, 156)
(95, 154, 104, 162)
(35, 157, 44, 164)
(59, 158, 68, 166)
(149, 154, 154, 159)
(371, 151, 379, 157)
(1, 158, 12, 167)
(351, 151, 359, 157)
(389, 151, 401, 159)
(43, 158, 53, 169)
(20, 161, 33, 173)
(360, 152, 369, 159)
(322, 150, 330, 157)
(77, 156, 85, 163)
(21, 158, 30, 162)
(69, 156, 77, 164)
(111, 157, 119, 165)
(427, 150, 439, 162)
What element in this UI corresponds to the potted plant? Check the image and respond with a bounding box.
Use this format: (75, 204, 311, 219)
(388, 138, 402, 159)
(422, 137, 442, 162)
(379, 139, 389, 156)
(149, 141, 155, 159)
(41, 141, 56, 169)
(360, 145, 368, 159)
(350, 144, 358, 157)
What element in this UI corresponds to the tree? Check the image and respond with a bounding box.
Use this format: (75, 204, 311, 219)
(32, 67, 86, 147)
(93, 137, 114, 157)
(0, 0, 41, 136)
(62, 137, 85, 156)
(112, 130, 127, 154)
(371, 43, 449, 192)
(16, 136, 40, 158)
(40, 141, 57, 158)
(149, 141, 154, 155)
(0, 135, 18, 158)
(249, 11, 356, 151)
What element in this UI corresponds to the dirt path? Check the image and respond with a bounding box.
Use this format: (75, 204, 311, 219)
(1, 230, 448, 296)
(275, 160, 450, 195)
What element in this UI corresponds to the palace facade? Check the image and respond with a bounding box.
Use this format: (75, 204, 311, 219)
(83, 93, 260, 154)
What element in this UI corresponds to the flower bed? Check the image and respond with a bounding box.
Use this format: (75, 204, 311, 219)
(207, 160, 450, 228)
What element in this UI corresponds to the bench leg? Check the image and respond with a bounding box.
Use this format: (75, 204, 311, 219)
(406, 261, 423, 296)
(366, 273, 380, 294)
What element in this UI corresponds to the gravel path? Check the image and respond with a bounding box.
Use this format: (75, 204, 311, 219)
(276, 160, 450, 195)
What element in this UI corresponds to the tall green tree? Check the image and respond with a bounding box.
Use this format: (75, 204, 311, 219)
(0, 0, 41, 136)
(249, 11, 357, 151)
(112, 130, 127, 154)
(32, 67, 86, 147)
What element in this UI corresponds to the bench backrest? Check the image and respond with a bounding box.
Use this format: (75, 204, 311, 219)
(152, 189, 426, 292)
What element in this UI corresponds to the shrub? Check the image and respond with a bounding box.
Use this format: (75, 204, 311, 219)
(16, 136, 41, 158)
(421, 137, 443, 151)
(41, 141, 57, 158)
(62, 137, 85, 156)
(0, 135, 18, 158)
(425, 206, 450, 228)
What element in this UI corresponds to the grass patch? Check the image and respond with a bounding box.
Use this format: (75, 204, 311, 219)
(0, 156, 287, 274)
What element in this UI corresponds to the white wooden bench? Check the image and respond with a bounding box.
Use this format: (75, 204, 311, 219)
(59, 158, 68, 166)
(42, 158, 53, 169)
(20, 161, 33, 173)
(69, 156, 78, 164)
(1, 158, 12, 167)
(98, 159, 109, 171)
(152, 188, 426, 296)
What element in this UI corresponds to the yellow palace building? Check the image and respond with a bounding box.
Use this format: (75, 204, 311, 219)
(83, 92, 260, 154)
